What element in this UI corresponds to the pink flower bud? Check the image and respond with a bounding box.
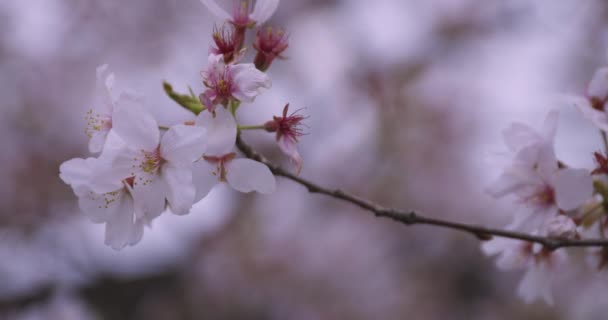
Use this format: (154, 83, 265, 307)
(546, 215, 578, 239)
(253, 26, 288, 71)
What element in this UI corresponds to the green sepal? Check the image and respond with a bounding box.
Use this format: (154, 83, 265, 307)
(163, 81, 205, 115)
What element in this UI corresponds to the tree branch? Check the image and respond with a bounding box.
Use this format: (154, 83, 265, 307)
(235, 134, 608, 251)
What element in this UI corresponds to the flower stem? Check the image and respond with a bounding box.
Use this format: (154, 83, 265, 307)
(602, 130, 608, 154)
(238, 124, 266, 131)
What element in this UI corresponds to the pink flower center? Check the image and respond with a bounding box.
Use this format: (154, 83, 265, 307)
(525, 184, 556, 208)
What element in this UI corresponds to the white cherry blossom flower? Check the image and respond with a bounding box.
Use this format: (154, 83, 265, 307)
(193, 107, 275, 201)
(200, 54, 271, 113)
(200, 0, 279, 28)
(59, 138, 153, 250)
(482, 236, 567, 305)
(487, 111, 593, 231)
(108, 96, 207, 216)
(568, 67, 608, 131)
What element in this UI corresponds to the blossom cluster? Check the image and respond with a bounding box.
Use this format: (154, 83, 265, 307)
(483, 57, 608, 304)
(60, 0, 303, 250)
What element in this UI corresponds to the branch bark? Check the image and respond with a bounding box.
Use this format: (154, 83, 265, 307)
(235, 134, 608, 251)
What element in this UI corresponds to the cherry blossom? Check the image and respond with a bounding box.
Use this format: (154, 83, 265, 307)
(264, 104, 306, 174)
(192, 107, 275, 201)
(107, 96, 207, 216)
(200, 54, 271, 113)
(200, 0, 279, 28)
(569, 67, 608, 131)
(60, 135, 151, 250)
(482, 236, 567, 305)
(487, 112, 593, 231)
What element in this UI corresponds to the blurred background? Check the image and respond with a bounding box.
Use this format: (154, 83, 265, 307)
(2, 0, 608, 319)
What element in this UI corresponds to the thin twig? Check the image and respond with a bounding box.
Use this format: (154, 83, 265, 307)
(235, 134, 608, 251)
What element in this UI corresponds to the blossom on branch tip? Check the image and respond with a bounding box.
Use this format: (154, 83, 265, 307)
(200, 54, 271, 113)
(264, 104, 306, 174)
(253, 26, 288, 71)
(107, 97, 207, 216)
(200, 0, 279, 28)
(487, 111, 593, 231)
(193, 107, 275, 201)
(60, 143, 147, 250)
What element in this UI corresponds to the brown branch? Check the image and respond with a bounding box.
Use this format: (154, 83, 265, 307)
(236, 134, 608, 251)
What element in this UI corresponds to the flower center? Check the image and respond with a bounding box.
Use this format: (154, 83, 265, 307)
(85, 109, 112, 137)
(138, 147, 165, 175)
(590, 96, 607, 112)
(204, 152, 236, 181)
(526, 184, 556, 208)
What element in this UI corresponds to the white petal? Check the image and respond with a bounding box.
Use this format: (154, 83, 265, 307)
(60, 157, 122, 195)
(588, 67, 608, 99)
(230, 63, 271, 102)
(112, 93, 159, 150)
(250, 0, 280, 24)
(104, 194, 137, 250)
(554, 168, 592, 211)
(485, 169, 531, 198)
(540, 110, 559, 143)
(535, 144, 558, 181)
(131, 176, 166, 221)
(88, 130, 108, 154)
(77, 187, 126, 223)
(192, 160, 219, 202)
(278, 135, 302, 175)
(571, 96, 608, 131)
(195, 107, 237, 155)
(226, 158, 275, 194)
(502, 122, 542, 152)
(162, 164, 195, 215)
(94, 64, 115, 114)
(160, 125, 207, 164)
(516, 264, 554, 305)
(199, 0, 231, 21)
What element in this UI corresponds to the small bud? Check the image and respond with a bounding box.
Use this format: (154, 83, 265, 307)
(546, 215, 578, 239)
(253, 26, 289, 71)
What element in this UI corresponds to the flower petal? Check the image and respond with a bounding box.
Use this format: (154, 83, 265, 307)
(199, 0, 231, 21)
(250, 0, 280, 24)
(588, 67, 608, 99)
(195, 107, 236, 155)
(112, 93, 159, 151)
(77, 187, 126, 223)
(104, 194, 137, 250)
(555, 168, 592, 211)
(226, 158, 275, 194)
(570, 96, 608, 132)
(230, 63, 271, 102)
(277, 135, 302, 175)
(131, 175, 166, 221)
(60, 157, 122, 195)
(162, 164, 195, 215)
(160, 124, 207, 164)
(192, 159, 219, 202)
(540, 110, 559, 143)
